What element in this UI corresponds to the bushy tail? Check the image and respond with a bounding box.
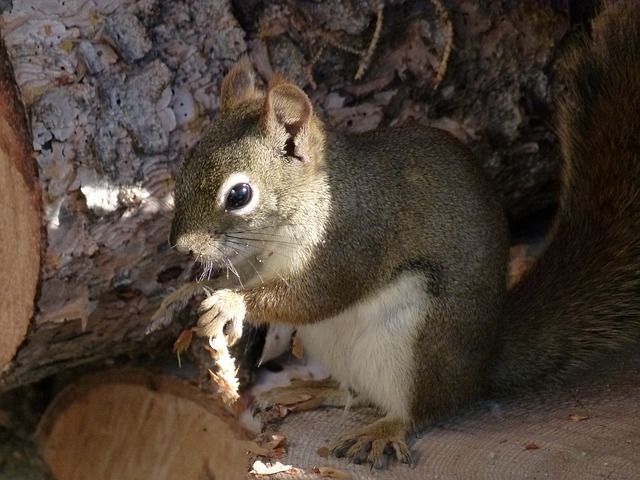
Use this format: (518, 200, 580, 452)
(488, 1, 640, 393)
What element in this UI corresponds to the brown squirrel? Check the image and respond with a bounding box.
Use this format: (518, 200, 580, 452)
(161, 1, 640, 468)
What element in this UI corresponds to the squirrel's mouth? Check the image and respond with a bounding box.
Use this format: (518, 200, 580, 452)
(193, 244, 241, 268)
(173, 230, 244, 265)
(177, 227, 300, 285)
(193, 240, 274, 281)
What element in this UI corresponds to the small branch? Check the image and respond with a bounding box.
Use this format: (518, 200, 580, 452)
(430, 0, 453, 89)
(355, 2, 385, 81)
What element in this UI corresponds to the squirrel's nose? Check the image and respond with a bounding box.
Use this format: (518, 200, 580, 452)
(170, 227, 211, 259)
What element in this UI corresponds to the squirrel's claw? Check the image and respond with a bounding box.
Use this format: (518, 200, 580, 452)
(331, 417, 412, 469)
(148, 281, 222, 334)
(195, 289, 245, 345)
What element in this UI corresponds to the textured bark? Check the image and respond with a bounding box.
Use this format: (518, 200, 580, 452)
(0, 0, 247, 389)
(0, 0, 570, 388)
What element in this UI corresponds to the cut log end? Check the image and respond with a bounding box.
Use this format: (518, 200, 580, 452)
(0, 36, 40, 373)
(37, 370, 253, 480)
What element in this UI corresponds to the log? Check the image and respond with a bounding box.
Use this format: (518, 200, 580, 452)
(0, 0, 248, 389)
(0, 34, 40, 375)
(36, 370, 253, 480)
(0, 0, 568, 389)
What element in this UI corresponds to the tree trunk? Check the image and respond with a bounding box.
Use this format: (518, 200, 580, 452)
(0, 34, 40, 377)
(0, 0, 248, 390)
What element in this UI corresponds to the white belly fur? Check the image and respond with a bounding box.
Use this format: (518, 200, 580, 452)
(296, 274, 428, 420)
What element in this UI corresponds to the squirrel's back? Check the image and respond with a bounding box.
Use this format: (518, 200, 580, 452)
(488, 1, 640, 393)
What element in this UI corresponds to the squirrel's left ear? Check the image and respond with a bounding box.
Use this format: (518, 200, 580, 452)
(262, 77, 314, 161)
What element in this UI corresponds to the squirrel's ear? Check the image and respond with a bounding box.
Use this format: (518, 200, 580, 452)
(220, 57, 259, 115)
(262, 77, 312, 138)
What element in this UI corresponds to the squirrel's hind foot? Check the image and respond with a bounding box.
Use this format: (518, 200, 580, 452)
(255, 381, 412, 468)
(331, 417, 412, 469)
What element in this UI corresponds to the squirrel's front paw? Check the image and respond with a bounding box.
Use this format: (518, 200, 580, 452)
(196, 289, 245, 345)
(332, 417, 412, 469)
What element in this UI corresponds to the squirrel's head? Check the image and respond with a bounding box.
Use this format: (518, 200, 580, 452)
(170, 59, 330, 283)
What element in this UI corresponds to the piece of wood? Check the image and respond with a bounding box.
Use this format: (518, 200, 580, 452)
(0, 34, 40, 374)
(0, 0, 249, 390)
(37, 370, 253, 480)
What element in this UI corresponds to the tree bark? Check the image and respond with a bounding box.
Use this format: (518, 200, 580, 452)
(0, 0, 248, 389)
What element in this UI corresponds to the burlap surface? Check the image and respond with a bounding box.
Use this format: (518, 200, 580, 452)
(267, 363, 640, 479)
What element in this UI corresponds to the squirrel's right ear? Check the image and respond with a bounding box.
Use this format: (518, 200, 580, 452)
(220, 57, 260, 116)
(262, 77, 312, 138)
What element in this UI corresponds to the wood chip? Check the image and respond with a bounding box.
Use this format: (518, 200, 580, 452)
(291, 335, 304, 359)
(568, 413, 589, 422)
(312, 466, 352, 479)
(289, 396, 324, 412)
(273, 393, 313, 406)
(206, 336, 240, 405)
(249, 433, 288, 460)
(273, 393, 323, 417)
(244, 441, 272, 456)
(316, 447, 330, 458)
(250, 460, 302, 476)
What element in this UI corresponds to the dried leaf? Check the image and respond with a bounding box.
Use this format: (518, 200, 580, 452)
(278, 404, 292, 418)
(316, 447, 330, 458)
(568, 413, 589, 422)
(272, 393, 312, 406)
(266, 434, 287, 449)
(245, 441, 272, 456)
(312, 466, 352, 479)
(249, 434, 288, 459)
(289, 396, 324, 412)
(270, 447, 286, 459)
(270, 391, 323, 417)
(59, 40, 74, 52)
(172, 329, 194, 367)
(291, 335, 304, 359)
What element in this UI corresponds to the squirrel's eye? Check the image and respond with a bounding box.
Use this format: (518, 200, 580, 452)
(226, 183, 252, 210)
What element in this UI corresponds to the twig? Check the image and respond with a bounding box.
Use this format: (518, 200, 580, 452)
(355, 2, 385, 80)
(430, 0, 453, 89)
(303, 44, 326, 89)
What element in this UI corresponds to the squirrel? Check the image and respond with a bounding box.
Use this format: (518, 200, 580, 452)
(160, 1, 640, 469)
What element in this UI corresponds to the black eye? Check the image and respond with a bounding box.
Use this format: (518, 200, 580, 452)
(226, 183, 252, 210)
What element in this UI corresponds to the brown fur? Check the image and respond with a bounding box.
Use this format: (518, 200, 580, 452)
(168, 1, 640, 467)
(488, 1, 640, 392)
